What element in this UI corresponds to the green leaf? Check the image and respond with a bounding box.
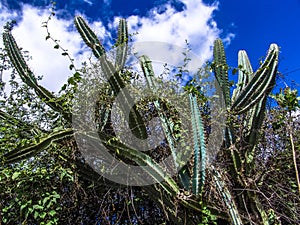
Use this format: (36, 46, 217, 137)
(43, 197, 50, 206)
(54, 45, 59, 49)
(20, 203, 27, 211)
(69, 64, 74, 70)
(40, 211, 47, 219)
(12, 171, 21, 180)
(48, 210, 56, 217)
(34, 211, 39, 219)
(33, 204, 44, 210)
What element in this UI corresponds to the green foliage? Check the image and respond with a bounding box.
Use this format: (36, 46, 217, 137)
(198, 205, 217, 225)
(1, 11, 299, 225)
(271, 87, 300, 111)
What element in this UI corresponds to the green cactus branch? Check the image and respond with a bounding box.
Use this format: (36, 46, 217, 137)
(74, 16, 148, 140)
(0, 109, 42, 135)
(213, 39, 231, 108)
(115, 18, 128, 69)
(81, 130, 180, 196)
(2, 128, 74, 165)
(231, 44, 279, 114)
(74, 16, 106, 58)
(2, 32, 72, 122)
(231, 50, 254, 102)
(139, 55, 179, 164)
(2, 33, 37, 87)
(189, 93, 206, 195)
(211, 165, 243, 225)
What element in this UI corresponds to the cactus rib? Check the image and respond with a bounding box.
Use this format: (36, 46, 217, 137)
(189, 93, 206, 195)
(2, 32, 72, 122)
(3, 128, 74, 164)
(213, 39, 231, 107)
(232, 50, 254, 102)
(74, 16, 147, 140)
(231, 44, 279, 114)
(115, 18, 128, 69)
(74, 16, 106, 58)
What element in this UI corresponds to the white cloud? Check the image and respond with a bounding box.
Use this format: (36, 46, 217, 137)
(0, 0, 234, 92)
(0, 4, 108, 92)
(83, 0, 93, 6)
(125, 0, 233, 68)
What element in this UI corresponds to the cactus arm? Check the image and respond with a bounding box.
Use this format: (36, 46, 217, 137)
(231, 44, 279, 114)
(138, 56, 175, 137)
(139, 56, 200, 193)
(189, 93, 206, 195)
(140, 56, 207, 195)
(139, 55, 179, 161)
(2, 33, 37, 86)
(0, 110, 42, 136)
(102, 58, 147, 139)
(74, 16, 147, 139)
(84, 130, 180, 196)
(244, 98, 266, 174)
(2, 32, 72, 122)
(74, 16, 106, 58)
(2, 128, 74, 165)
(177, 165, 191, 190)
(74, 17, 113, 133)
(95, 87, 113, 132)
(211, 165, 243, 225)
(232, 50, 253, 102)
(115, 18, 128, 69)
(0, 109, 37, 129)
(213, 39, 231, 108)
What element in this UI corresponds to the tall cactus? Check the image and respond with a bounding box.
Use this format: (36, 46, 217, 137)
(213, 39, 231, 108)
(213, 38, 279, 224)
(139, 55, 206, 195)
(74, 16, 147, 140)
(2, 32, 72, 122)
(1, 16, 280, 225)
(231, 44, 278, 114)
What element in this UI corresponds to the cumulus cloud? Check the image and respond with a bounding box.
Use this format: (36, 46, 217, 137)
(0, 4, 108, 92)
(0, 0, 234, 92)
(125, 0, 233, 68)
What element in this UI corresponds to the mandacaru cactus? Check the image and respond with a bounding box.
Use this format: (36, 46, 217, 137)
(74, 16, 147, 140)
(212, 39, 279, 224)
(1, 15, 279, 225)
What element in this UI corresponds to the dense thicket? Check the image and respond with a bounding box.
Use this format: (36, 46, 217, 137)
(0, 15, 299, 225)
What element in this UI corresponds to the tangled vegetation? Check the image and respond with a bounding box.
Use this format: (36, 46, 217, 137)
(0, 10, 299, 225)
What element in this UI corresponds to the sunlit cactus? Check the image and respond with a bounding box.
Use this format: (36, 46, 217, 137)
(213, 38, 279, 224)
(115, 18, 128, 69)
(2, 32, 72, 122)
(231, 44, 278, 114)
(74, 16, 148, 140)
(1, 15, 280, 224)
(213, 39, 231, 107)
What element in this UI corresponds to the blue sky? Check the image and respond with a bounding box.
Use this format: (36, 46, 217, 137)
(208, 0, 300, 89)
(0, 0, 299, 92)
